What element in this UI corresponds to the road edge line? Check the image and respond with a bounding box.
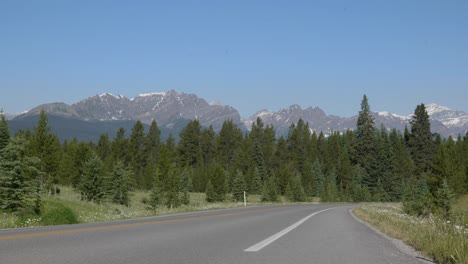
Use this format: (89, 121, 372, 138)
(244, 207, 335, 252)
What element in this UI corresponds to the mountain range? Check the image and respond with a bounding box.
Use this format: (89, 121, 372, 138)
(6, 90, 468, 141)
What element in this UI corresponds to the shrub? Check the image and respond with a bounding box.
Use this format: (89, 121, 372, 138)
(41, 203, 78, 226)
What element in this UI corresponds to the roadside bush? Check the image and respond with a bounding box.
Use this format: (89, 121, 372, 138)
(41, 203, 78, 226)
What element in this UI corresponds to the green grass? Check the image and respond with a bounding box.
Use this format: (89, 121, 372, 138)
(454, 194, 468, 226)
(1, 186, 316, 229)
(354, 203, 468, 264)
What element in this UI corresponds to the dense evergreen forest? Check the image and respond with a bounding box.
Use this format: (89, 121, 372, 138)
(1, 95, 467, 215)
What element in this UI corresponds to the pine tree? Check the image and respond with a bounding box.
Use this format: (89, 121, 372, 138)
(435, 178, 455, 221)
(250, 167, 262, 195)
(96, 134, 111, 161)
(205, 180, 216, 203)
(79, 154, 105, 203)
(143, 120, 161, 188)
(200, 126, 216, 165)
(179, 168, 192, 205)
(261, 174, 279, 202)
(402, 177, 433, 217)
(0, 137, 42, 213)
(232, 170, 246, 202)
(29, 110, 60, 191)
(0, 110, 10, 151)
(129, 120, 147, 189)
(164, 164, 181, 208)
(322, 169, 338, 202)
(217, 120, 243, 167)
(149, 168, 163, 210)
(311, 159, 324, 197)
(178, 120, 202, 167)
(110, 160, 132, 206)
(286, 173, 306, 202)
(409, 104, 435, 175)
(353, 95, 376, 187)
(112, 128, 129, 165)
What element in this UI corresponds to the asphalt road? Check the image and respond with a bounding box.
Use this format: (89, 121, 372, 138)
(0, 204, 423, 264)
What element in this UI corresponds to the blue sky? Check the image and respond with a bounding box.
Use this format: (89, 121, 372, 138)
(1, 0, 467, 117)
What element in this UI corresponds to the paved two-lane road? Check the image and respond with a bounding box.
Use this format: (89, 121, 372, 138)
(0, 204, 423, 264)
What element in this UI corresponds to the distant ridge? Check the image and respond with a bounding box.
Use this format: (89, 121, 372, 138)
(9, 90, 468, 141)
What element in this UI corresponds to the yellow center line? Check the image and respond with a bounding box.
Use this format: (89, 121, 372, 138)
(0, 207, 275, 241)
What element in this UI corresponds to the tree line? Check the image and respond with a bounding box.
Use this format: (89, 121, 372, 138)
(1, 95, 467, 215)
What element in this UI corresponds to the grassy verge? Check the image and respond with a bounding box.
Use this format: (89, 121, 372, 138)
(353, 203, 468, 264)
(1, 186, 319, 229)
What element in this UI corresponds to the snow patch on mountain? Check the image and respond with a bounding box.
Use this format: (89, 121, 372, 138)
(426, 103, 450, 115)
(377, 111, 411, 121)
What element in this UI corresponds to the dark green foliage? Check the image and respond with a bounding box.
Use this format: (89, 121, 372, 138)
(217, 120, 243, 167)
(149, 168, 163, 210)
(29, 110, 60, 191)
(205, 180, 216, 203)
(164, 164, 181, 209)
(178, 120, 202, 166)
(110, 161, 132, 206)
(129, 120, 147, 189)
(353, 95, 376, 181)
(250, 167, 262, 194)
(261, 174, 279, 202)
(179, 168, 192, 205)
(232, 170, 246, 202)
(205, 165, 227, 202)
(0, 111, 10, 151)
(0, 137, 42, 213)
(311, 159, 324, 197)
(402, 177, 433, 217)
(409, 104, 435, 175)
(286, 174, 306, 202)
(41, 202, 78, 225)
(321, 169, 338, 202)
(79, 155, 105, 203)
(435, 178, 455, 221)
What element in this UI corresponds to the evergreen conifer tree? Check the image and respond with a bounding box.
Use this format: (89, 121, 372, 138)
(0, 137, 42, 213)
(149, 168, 163, 210)
(353, 95, 376, 188)
(261, 174, 279, 202)
(250, 167, 262, 194)
(232, 170, 246, 202)
(286, 174, 306, 202)
(30, 110, 60, 192)
(79, 154, 105, 203)
(435, 178, 455, 221)
(311, 159, 324, 197)
(110, 160, 132, 206)
(205, 180, 216, 203)
(164, 164, 181, 208)
(0, 110, 10, 151)
(409, 104, 434, 175)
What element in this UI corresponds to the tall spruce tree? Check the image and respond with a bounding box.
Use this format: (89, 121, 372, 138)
(409, 104, 434, 175)
(0, 137, 42, 213)
(0, 110, 10, 151)
(79, 154, 105, 203)
(178, 120, 202, 167)
(285, 173, 306, 202)
(30, 110, 60, 190)
(110, 160, 132, 206)
(261, 174, 279, 202)
(129, 121, 147, 189)
(353, 95, 377, 188)
(311, 159, 324, 197)
(149, 168, 163, 210)
(232, 170, 247, 202)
